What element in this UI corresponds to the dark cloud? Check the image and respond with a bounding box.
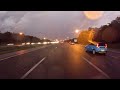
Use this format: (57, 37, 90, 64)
(0, 11, 120, 39)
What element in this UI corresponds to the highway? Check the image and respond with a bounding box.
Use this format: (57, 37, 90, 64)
(0, 43, 120, 79)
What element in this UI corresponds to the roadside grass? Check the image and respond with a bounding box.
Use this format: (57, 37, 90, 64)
(0, 44, 45, 55)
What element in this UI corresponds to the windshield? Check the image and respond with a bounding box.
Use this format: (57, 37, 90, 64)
(98, 43, 106, 46)
(0, 11, 120, 79)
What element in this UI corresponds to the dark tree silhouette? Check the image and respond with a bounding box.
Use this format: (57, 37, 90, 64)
(0, 31, 47, 45)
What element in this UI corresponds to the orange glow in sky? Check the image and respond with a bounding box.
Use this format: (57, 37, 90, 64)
(83, 11, 104, 20)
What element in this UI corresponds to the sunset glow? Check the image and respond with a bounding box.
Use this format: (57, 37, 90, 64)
(83, 11, 104, 20)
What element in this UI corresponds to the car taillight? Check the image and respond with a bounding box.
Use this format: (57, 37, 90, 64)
(97, 44, 99, 48)
(105, 44, 107, 48)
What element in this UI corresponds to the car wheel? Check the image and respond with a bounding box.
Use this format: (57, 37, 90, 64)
(92, 50, 96, 54)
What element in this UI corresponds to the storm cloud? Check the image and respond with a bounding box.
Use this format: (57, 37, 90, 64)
(0, 11, 120, 39)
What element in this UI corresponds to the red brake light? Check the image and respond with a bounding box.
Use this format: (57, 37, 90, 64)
(105, 44, 107, 48)
(97, 44, 99, 48)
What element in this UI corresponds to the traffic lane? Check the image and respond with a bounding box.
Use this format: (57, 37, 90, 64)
(70, 44, 120, 79)
(63, 44, 120, 79)
(65, 44, 108, 79)
(0, 44, 57, 79)
(25, 43, 107, 79)
(77, 44, 120, 79)
(63, 44, 107, 79)
(107, 51, 120, 60)
(25, 44, 65, 79)
(79, 44, 120, 60)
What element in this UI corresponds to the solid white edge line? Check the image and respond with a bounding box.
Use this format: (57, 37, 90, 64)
(82, 57, 111, 79)
(20, 57, 46, 79)
(0, 54, 21, 61)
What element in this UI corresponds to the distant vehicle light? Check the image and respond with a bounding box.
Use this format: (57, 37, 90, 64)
(26, 42, 30, 45)
(50, 42, 55, 44)
(22, 43, 25, 45)
(7, 43, 14, 46)
(37, 42, 41, 44)
(43, 42, 48, 44)
(51, 41, 59, 44)
(47, 42, 50, 44)
(31, 43, 35, 45)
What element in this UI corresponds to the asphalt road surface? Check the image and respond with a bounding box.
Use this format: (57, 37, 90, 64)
(0, 43, 120, 79)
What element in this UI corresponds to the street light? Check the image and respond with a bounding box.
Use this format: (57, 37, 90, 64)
(18, 32, 24, 44)
(75, 29, 79, 33)
(19, 32, 23, 35)
(43, 37, 46, 40)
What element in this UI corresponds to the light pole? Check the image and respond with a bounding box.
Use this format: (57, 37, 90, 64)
(43, 37, 46, 40)
(75, 29, 80, 38)
(19, 32, 23, 36)
(75, 29, 80, 34)
(19, 32, 24, 44)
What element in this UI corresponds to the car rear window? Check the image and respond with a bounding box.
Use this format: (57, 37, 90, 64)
(98, 43, 105, 46)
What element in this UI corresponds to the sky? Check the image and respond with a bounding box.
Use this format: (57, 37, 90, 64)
(0, 11, 120, 40)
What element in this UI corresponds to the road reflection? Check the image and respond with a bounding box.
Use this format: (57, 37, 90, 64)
(64, 44, 87, 78)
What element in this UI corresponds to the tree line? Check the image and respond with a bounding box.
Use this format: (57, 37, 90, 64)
(78, 16, 120, 44)
(0, 32, 51, 45)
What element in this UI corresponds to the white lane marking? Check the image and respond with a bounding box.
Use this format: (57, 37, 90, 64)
(0, 45, 49, 61)
(0, 54, 23, 61)
(82, 57, 111, 79)
(20, 57, 46, 79)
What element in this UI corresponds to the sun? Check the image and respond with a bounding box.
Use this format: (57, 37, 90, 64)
(83, 11, 104, 20)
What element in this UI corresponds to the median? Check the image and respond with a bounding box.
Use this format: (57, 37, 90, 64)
(0, 44, 45, 55)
